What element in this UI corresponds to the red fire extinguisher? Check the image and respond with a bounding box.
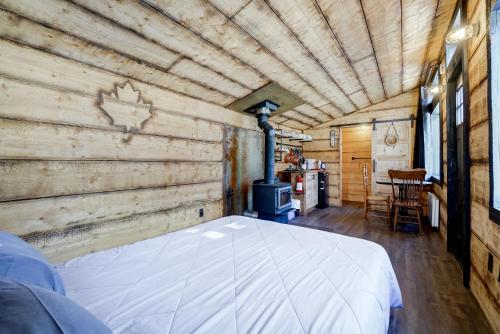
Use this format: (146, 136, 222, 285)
(295, 174, 303, 193)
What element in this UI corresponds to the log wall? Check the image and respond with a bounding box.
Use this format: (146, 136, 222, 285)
(431, 0, 499, 330)
(0, 9, 261, 263)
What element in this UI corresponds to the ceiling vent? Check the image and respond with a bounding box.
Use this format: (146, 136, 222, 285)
(226, 82, 304, 117)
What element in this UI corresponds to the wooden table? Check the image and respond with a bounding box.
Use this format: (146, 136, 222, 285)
(375, 179, 433, 187)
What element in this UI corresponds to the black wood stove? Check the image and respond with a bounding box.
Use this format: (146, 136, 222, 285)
(245, 101, 292, 221)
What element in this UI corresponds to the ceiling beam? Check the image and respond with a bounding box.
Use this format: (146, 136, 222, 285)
(359, 0, 388, 100)
(316, 0, 385, 104)
(282, 110, 321, 126)
(312, 89, 418, 128)
(419, 0, 456, 84)
(401, 0, 439, 91)
(69, 0, 268, 91)
(311, 0, 372, 106)
(295, 104, 333, 123)
(281, 118, 311, 130)
(231, 0, 354, 112)
(145, 0, 333, 111)
(265, 0, 368, 109)
(0, 7, 238, 106)
(361, 0, 403, 98)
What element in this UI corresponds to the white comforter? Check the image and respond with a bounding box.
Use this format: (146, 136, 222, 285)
(56, 216, 402, 334)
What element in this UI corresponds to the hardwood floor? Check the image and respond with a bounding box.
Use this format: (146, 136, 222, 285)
(290, 204, 493, 334)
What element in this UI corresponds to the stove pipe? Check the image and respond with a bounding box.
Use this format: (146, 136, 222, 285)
(245, 100, 279, 184)
(256, 108, 275, 184)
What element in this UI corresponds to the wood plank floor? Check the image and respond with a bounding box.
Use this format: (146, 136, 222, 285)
(290, 204, 493, 334)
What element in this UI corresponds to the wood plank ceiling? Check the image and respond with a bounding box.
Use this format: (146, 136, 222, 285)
(0, 0, 455, 130)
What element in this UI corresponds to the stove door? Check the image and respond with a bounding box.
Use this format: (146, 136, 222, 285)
(276, 187, 292, 211)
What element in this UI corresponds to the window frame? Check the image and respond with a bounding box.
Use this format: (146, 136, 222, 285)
(488, 1, 500, 225)
(455, 76, 464, 126)
(423, 70, 444, 185)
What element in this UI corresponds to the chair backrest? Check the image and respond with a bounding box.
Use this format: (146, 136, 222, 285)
(388, 169, 426, 204)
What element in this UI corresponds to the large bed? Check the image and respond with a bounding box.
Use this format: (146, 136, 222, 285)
(55, 216, 402, 333)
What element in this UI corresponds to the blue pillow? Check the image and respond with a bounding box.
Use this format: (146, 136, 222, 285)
(0, 232, 65, 295)
(0, 279, 111, 334)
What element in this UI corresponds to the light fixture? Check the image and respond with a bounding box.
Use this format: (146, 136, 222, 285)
(428, 85, 441, 95)
(445, 23, 479, 44)
(330, 129, 338, 148)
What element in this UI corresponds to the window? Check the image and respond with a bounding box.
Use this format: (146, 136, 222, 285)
(423, 69, 442, 182)
(455, 75, 464, 126)
(446, 8, 461, 66)
(490, 2, 500, 223)
(424, 104, 441, 181)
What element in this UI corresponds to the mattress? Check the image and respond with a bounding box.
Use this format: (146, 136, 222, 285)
(55, 216, 402, 334)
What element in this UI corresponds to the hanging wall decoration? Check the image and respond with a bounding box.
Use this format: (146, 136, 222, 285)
(384, 122, 400, 147)
(98, 81, 153, 141)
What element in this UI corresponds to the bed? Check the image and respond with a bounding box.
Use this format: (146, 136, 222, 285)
(55, 216, 402, 334)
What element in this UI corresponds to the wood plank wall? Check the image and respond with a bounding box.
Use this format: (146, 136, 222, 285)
(341, 126, 372, 203)
(432, 0, 499, 330)
(0, 8, 261, 263)
(302, 127, 341, 205)
(303, 91, 418, 205)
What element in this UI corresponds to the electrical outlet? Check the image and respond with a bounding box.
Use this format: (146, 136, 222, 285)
(487, 253, 493, 273)
(199, 208, 204, 218)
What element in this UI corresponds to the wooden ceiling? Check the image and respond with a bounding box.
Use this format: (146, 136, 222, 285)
(1, 0, 456, 130)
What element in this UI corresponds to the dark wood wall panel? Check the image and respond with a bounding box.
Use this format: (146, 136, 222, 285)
(432, 0, 499, 331)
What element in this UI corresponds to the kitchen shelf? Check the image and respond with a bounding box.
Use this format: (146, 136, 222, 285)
(275, 127, 304, 162)
(276, 143, 302, 148)
(275, 130, 294, 139)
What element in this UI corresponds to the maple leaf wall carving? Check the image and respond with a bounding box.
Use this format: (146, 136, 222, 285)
(98, 82, 153, 135)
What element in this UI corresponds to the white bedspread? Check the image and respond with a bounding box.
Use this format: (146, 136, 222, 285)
(55, 216, 402, 334)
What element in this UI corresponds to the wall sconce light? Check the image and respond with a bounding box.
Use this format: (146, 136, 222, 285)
(445, 23, 479, 44)
(428, 85, 441, 95)
(330, 128, 339, 150)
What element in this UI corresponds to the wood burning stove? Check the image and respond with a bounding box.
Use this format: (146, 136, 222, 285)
(246, 101, 293, 220)
(253, 181, 292, 215)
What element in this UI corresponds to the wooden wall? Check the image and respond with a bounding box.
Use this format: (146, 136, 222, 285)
(341, 126, 372, 202)
(303, 90, 418, 205)
(302, 127, 341, 205)
(432, 0, 499, 331)
(0, 8, 262, 263)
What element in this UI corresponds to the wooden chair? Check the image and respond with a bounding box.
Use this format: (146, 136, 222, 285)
(388, 169, 427, 234)
(362, 164, 391, 224)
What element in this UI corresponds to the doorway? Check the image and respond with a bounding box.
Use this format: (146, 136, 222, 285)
(341, 125, 372, 203)
(455, 75, 466, 261)
(446, 48, 471, 288)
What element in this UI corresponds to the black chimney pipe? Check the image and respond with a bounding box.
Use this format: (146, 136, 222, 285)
(245, 100, 279, 185)
(257, 112, 275, 184)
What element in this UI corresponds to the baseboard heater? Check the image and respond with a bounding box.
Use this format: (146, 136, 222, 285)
(427, 192, 440, 228)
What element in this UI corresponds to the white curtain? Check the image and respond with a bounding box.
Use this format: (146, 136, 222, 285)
(430, 107, 441, 179)
(423, 111, 432, 179)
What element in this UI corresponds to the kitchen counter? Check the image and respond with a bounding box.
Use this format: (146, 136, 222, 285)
(278, 169, 323, 176)
(278, 170, 324, 215)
